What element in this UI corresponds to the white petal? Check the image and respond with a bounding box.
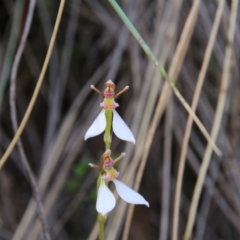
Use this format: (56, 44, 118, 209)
(84, 110, 106, 140)
(96, 181, 116, 216)
(112, 110, 135, 144)
(113, 179, 149, 207)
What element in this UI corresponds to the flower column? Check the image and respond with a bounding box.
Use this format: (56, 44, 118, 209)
(85, 80, 149, 240)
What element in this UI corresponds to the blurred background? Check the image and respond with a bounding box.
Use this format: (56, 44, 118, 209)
(0, 0, 240, 239)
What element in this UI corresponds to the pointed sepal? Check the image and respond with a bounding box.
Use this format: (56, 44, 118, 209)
(96, 180, 116, 216)
(112, 110, 135, 144)
(112, 179, 149, 207)
(84, 110, 106, 140)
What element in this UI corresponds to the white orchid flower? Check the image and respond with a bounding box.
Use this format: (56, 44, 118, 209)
(96, 178, 149, 216)
(90, 150, 149, 216)
(84, 80, 135, 144)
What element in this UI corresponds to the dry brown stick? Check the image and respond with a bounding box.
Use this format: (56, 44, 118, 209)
(173, 120, 240, 236)
(159, 99, 173, 240)
(173, 0, 225, 239)
(118, 1, 182, 239)
(121, 0, 201, 239)
(36, 0, 60, 165)
(184, 0, 239, 238)
(6, 1, 66, 239)
(27, 135, 87, 239)
(182, 62, 240, 221)
(0, 0, 66, 170)
(0, 170, 17, 229)
(173, 0, 224, 224)
(41, 0, 80, 166)
(52, 171, 98, 239)
(9, 0, 50, 239)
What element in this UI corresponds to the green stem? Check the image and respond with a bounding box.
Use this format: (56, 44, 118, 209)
(108, 0, 170, 85)
(104, 110, 112, 150)
(99, 108, 112, 239)
(98, 213, 106, 240)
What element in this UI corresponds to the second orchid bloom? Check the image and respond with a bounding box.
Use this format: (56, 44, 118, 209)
(90, 150, 149, 216)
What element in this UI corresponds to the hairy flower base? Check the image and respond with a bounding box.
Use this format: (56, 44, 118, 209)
(96, 178, 149, 216)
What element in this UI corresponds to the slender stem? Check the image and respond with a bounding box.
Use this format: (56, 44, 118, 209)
(108, 0, 221, 156)
(104, 110, 113, 150)
(173, 0, 225, 239)
(184, 0, 239, 239)
(160, 100, 173, 240)
(9, 0, 50, 238)
(98, 213, 106, 240)
(0, 0, 66, 169)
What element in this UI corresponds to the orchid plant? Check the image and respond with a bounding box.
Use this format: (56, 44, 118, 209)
(85, 80, 149, 239)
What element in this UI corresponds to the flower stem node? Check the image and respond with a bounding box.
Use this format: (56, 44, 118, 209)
(102, 168, 120, 181)
(101, 150, 124, 170)
(88, 150, 125, 174)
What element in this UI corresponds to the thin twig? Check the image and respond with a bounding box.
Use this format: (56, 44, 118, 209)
(182, 60, 240, 221)
(0, 170, 17, 229)
(36, 0, 60, 167)
(41, 0, 81, 167)
(52, 171, 97, 239)
(184, 0, 239, 238)
(172, 1, 225, 238)
(173, 112, 240, 235)
(0, 0, 66, 169)
(9, 0, 50, 239)
(121, 0, 202, 238)
(159, 99, 173, 240)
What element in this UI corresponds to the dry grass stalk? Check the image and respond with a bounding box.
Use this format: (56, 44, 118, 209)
(184, 0, 239, 239)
